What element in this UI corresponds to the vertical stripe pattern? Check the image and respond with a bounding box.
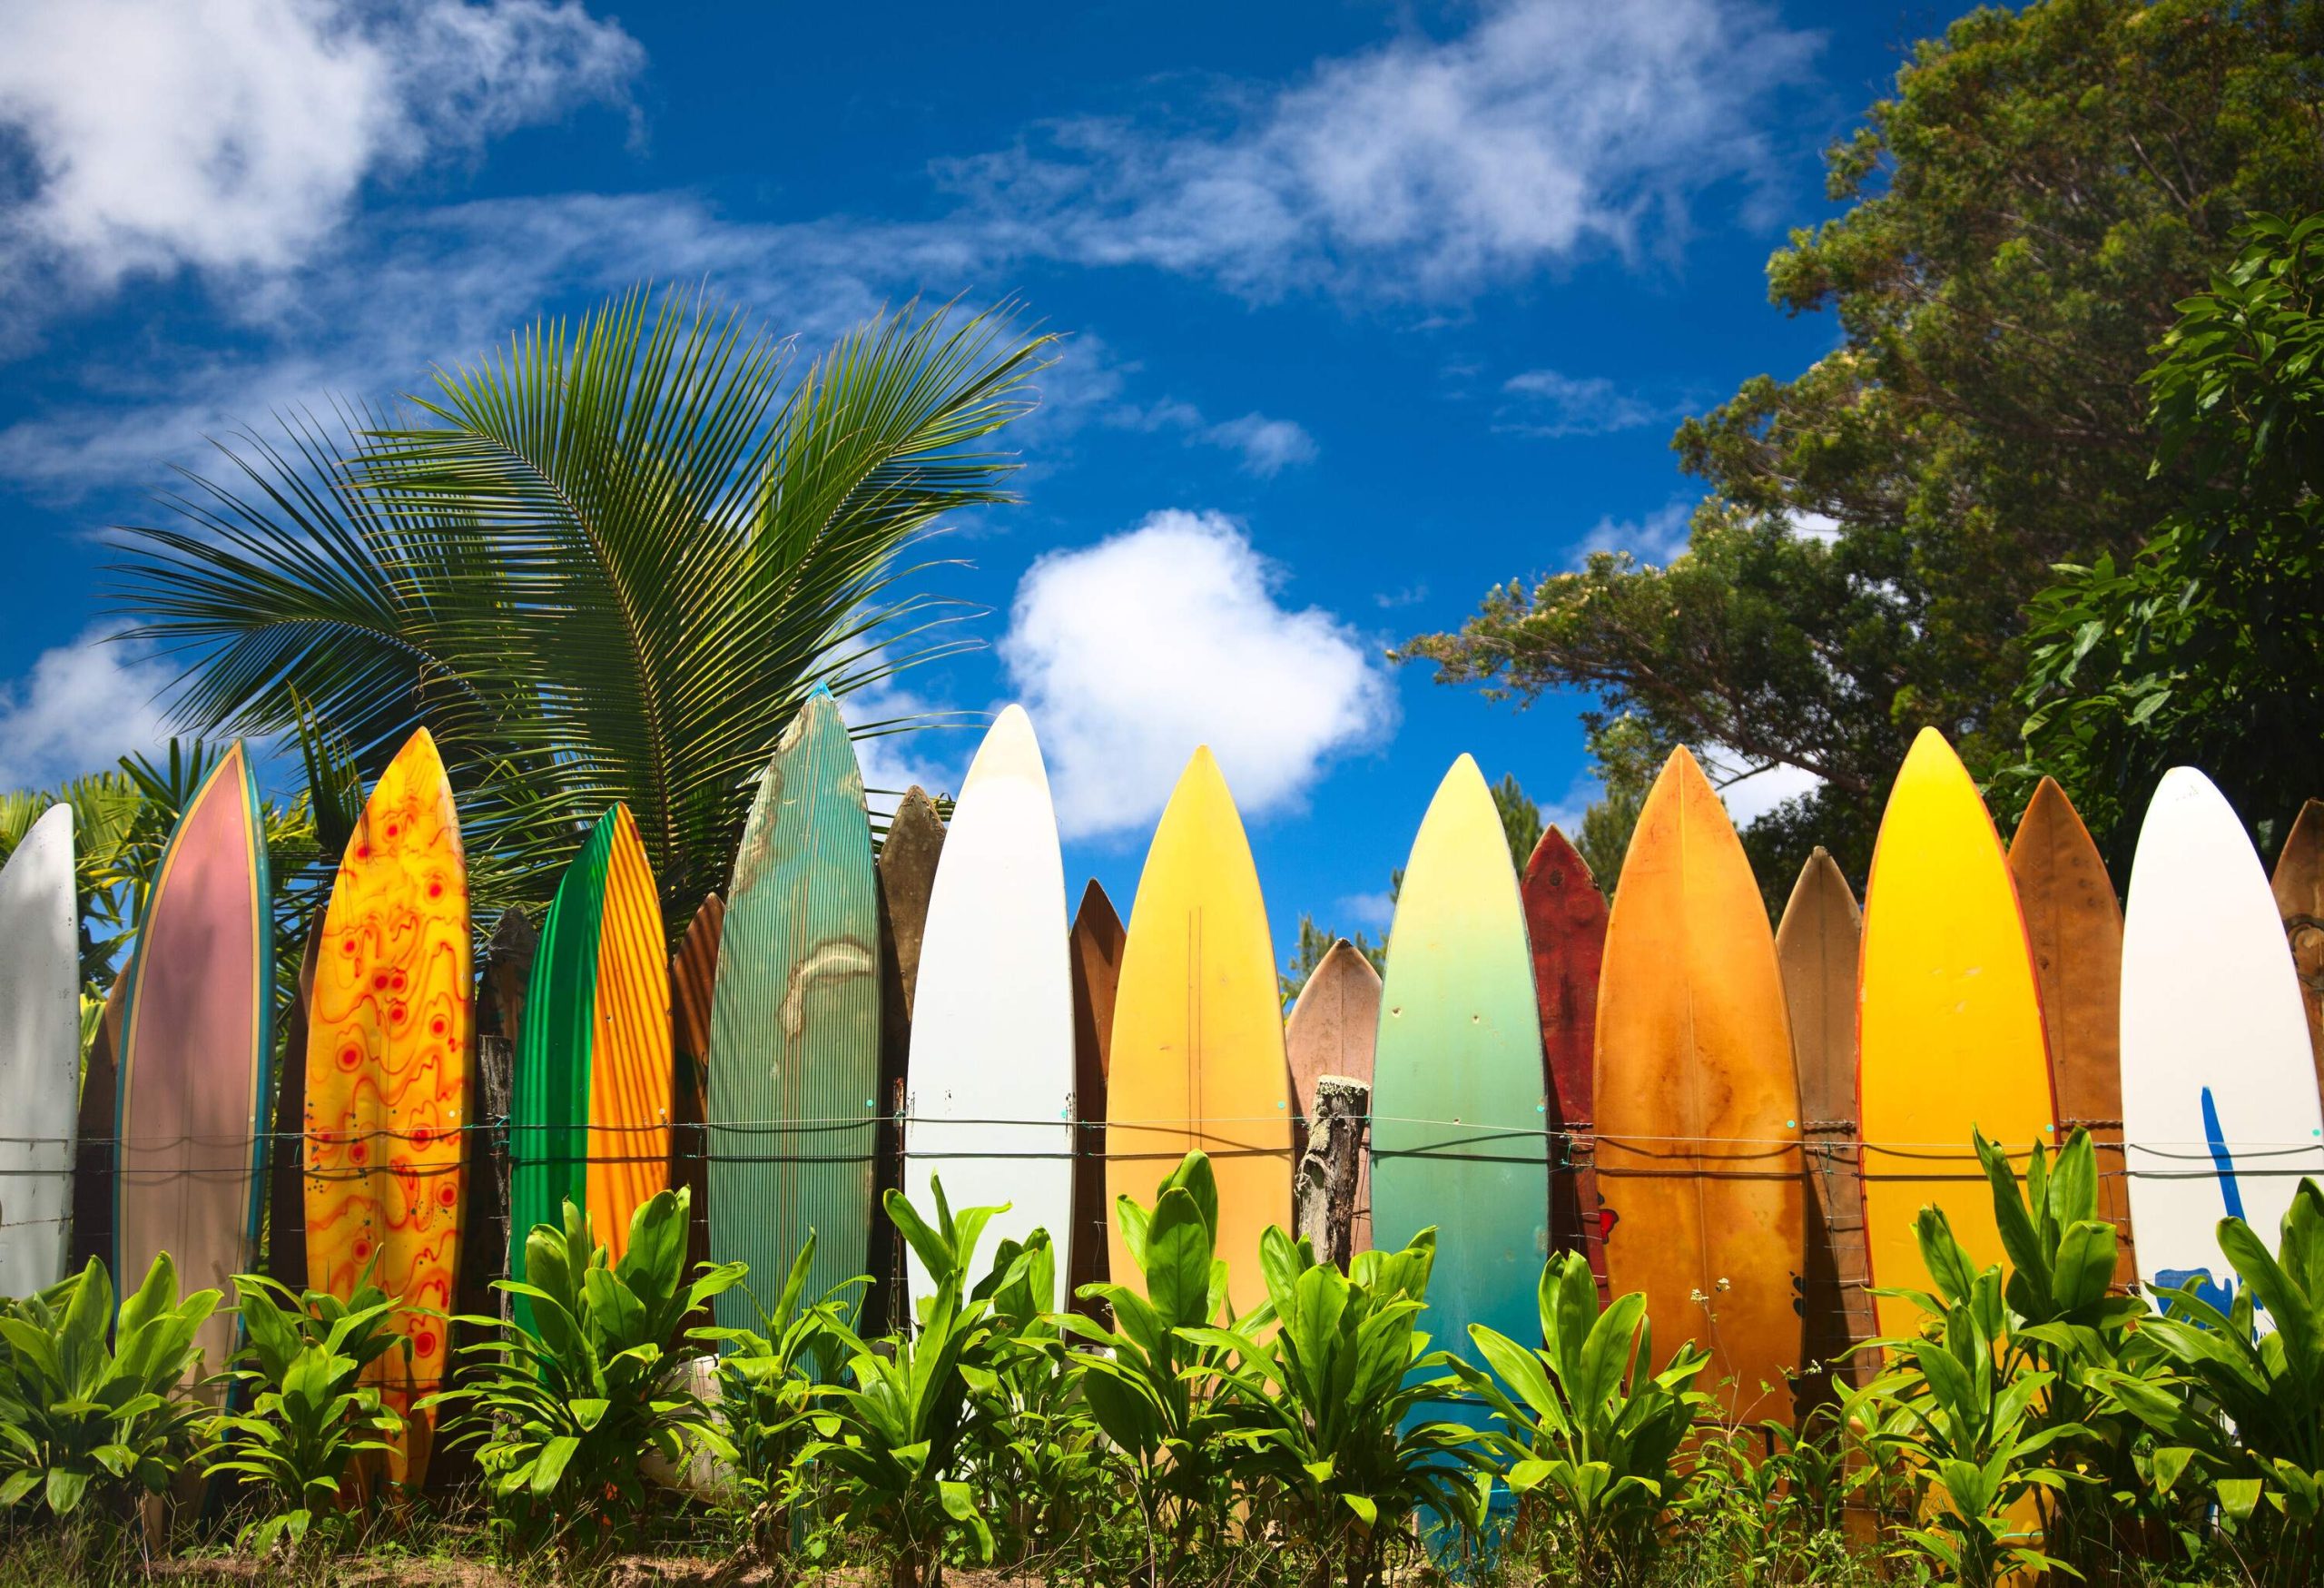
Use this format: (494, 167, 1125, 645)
(587, 806, 673, 1264)
(709, 689, 881, 1326)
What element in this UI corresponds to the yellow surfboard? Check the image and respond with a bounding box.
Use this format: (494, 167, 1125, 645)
(1858, 729, 2054, 1337)
(303, 728, 470, 1484)
(586, 805, 674, 1266)
(1596, 748, 1804, 1425)
(1107, 747, 1293, 1316)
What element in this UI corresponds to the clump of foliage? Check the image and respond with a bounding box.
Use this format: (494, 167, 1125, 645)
(2018, 212, 2324, 861)
(0, 1257, 217, 1539)
(440, 1188, 740, 1555)
(204, 1272, 410, 1556)
(1455, 1248, 1712, 1587)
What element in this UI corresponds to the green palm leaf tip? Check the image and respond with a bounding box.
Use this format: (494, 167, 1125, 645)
(510, 809, 619, 1327)
(110, 289, 1054, 931)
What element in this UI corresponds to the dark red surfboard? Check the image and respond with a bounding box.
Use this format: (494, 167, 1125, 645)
(1521, 825, 1610, 1296)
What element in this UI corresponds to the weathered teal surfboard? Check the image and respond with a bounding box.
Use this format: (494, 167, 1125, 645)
(708, 687, 881, 1327)
(1371, 755, 1549, 1406)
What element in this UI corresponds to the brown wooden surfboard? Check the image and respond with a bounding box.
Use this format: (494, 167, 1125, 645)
(670, 894, 724, 1277)
(1285, 939, 1382, 1253)
(872, 789, 944, 1329)
(1597, 750, 1805, 1425)
(265, 924, 322, 1290)
(2274, 799, 2324, 1110)
(1521, 825, 1609, 1296)
(68, 980, 124, 1279)
(1068, 879, 1125, 1302)
(2010, 778, 2135, 1285)
(1775, 848, 1875, 1400)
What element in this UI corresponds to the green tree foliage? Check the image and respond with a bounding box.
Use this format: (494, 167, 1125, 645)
(1402, 0, 2324, 895)
(1573, 714, 1669, 902)
(113, 289, 1051, 929)
(2016, 213, 2324, 863)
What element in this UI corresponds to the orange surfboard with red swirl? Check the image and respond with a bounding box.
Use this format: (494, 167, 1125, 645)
(303, 728, 470, 1485)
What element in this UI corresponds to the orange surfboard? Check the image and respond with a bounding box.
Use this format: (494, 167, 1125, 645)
(586, 806, 674, 1265)
(1857, 730, 2054, 1338)
(1595, 748, 1804, 1425)
(2009, 778, 2135, 1284)
(303, 729, 470, 1482)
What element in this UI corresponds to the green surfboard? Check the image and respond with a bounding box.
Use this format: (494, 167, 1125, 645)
(509, 811, 614, 1313)
(709, 687, 881, 1327)
(1371, 755, 1549, 1405)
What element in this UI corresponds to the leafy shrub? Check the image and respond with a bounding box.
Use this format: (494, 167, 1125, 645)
(438, 1188, 741, 1554)
(1066, 1150, 1264, 1585)
(0, 1256, 218, 1533)
(205, 1273, 408, 1555)
(803, 1180, 1006, 1588)
(1195, 1225, 1482, 1588)
(693, 1232, 853, 1560)
(1455, 1248, 1711, 1588)
(2093, 1177, 2324, 1587)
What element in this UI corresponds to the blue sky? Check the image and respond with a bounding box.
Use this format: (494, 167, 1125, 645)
(0, 0, 1977, 952)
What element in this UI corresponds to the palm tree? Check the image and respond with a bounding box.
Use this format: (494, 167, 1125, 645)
(113, 287, 1052, 922)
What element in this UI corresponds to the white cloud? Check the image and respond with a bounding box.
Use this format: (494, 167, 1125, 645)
(0, 0, 640, 294)
(0, 631, 176, 790)
(1699, 745, 1824, 826)
(1787, 508, 1842, 541)
(1202, 412, 1317, 476)
(999, 509, 1395, 838)
(1337, 891, 1394, 932)
(940, 0, 1822, 298)
(1498, 369, 1669, 439)
(1578, 497, 1697, 565)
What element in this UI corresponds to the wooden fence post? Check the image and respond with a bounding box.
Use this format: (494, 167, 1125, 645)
(1295, 1075, 1369, 1268)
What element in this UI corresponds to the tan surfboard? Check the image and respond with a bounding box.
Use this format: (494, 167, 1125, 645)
(2273, 799, 2324, 1109)
(1776, 849, 1874, 1396)
(1597, 748, 1805, 1425)
(670, 894, 724, 1275)
(1285, 940, 1383, 1253)
(872, 787, 945, 1329)
(2010, 779, 2135, 1284)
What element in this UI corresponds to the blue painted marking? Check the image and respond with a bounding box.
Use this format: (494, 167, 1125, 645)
(2200, 1085, 2248, 1223)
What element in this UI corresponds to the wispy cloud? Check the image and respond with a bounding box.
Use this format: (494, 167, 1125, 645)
(0, 629, 176, 789)
(1577, 496, 1698, 566)
(0, 0, 640, 309)
(1496, 368, 1678, 439)
(935, 0, 1822, 300)
(1102, 391, 1317, 477)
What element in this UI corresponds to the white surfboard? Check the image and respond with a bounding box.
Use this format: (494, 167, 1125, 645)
(0, 804, 80, 1296)
(901, 705, 1074, 1298)
(2122, 767, 2324, 1321)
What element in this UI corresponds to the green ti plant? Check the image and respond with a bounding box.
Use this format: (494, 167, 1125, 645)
(1844, 1158, 2108, 1588)
(1066, 1150, 1269, 1588)
(438, 1188, 741, 1555)
(2090, 1176, 2324, 1587)
(1673, 1407, 1864, 1588)
(957, 1226, 1118, 1567)
(0, 1257, 219, 1534)
(803, 1179, 1007, 1588)
(1187, 1225, 1483, 1588)
(205, 1273, 408, 1555)
(692, 1232, 854, 1563)
(1454, 1248, 1712, 1588)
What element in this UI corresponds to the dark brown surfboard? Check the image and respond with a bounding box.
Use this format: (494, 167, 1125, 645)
(265, 924, 322, 1289)
(68, 980, 125, 1278)
(2274, 799, 2324, 1110)
(1068, 879, 1126, 1306)
(2010, 778, 2135, 1286)
(670, 894, 724, 1278)
(1521, 826, 1609, 1296)
(871, 789, 945, 1332)
(1776, 847, 1876, 1400)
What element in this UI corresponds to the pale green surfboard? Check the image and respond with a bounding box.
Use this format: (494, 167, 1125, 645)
(1371, 755, 1549, 1402)
(708, 687, 881, 1325)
